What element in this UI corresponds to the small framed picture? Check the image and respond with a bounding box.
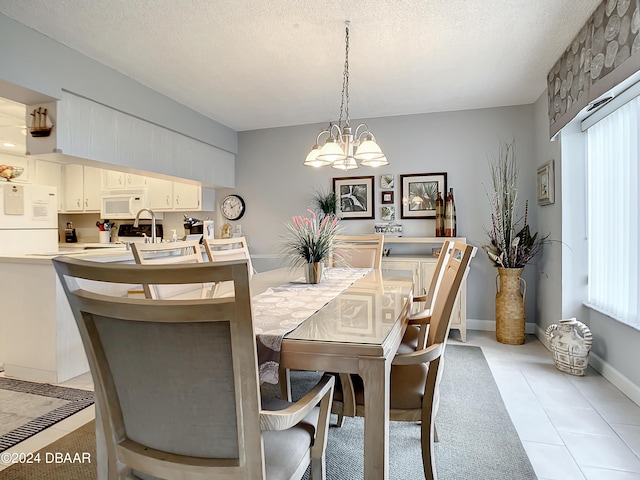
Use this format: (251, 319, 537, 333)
(381, 206, 395, 221)
(400, 172, 447, 219)
(380, 174, 395, 189)
(333, 176, 375, 219)
(381, 191, 394, 204)
(537, 160, 555, 205)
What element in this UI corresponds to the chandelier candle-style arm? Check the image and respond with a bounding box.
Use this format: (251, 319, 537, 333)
(303, 21, 388, 169)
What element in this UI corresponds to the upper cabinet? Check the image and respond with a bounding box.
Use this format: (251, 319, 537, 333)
(103, 170, 146, 190)
(147, 177, 214, 212)
(63, 164, 101, 212)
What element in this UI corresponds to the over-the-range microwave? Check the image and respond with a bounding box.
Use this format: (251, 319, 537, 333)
(101, 192, 149, 219)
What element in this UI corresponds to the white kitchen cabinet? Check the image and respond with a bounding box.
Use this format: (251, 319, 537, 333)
(63, 164, 102, 212)
(381, 237, 468, 341)
(35, 160, 64, 211)
(103, 170, 146, 190)
(147, 177, 174, 210)
(173, 182, 201, 210)
(146, 178, 214, 212)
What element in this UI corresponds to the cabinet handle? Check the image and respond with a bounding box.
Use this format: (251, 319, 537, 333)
(77, 199, 81, 207)
(166, 195, 170, 206)
(85, 199, 88, 207)
(176, 195, 179, 205)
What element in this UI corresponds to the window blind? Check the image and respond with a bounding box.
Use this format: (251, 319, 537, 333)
(586, 95, 640, 328)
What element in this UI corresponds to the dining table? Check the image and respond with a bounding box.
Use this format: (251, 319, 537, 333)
(249, 266, 414, 480)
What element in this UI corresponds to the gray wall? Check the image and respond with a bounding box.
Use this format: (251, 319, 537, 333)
(233, 105, 541, 324)
(532, 92, 563, 329)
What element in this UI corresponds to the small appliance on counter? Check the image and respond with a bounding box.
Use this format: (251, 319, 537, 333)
(183, 215, 203, 235)
(117, 222, 164, 243)
(65, 222, 78, 243)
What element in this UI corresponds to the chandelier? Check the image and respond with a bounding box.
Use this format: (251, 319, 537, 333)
(304, 21, 388, 170)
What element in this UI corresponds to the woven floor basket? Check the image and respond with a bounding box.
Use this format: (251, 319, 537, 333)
(495, 267, 526, 345)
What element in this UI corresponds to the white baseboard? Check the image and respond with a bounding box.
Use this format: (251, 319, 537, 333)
(533, 325, 640, 407)
(466, 318, 537, 334)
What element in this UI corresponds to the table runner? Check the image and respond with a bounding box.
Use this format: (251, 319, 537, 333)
(253, 268, 370, 384)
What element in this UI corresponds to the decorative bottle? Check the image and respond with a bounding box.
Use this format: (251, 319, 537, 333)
(444, 188, 456, 237)
(435, 192, 445, 237)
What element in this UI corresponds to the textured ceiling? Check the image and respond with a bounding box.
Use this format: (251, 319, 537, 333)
(0, 0, 602, 133)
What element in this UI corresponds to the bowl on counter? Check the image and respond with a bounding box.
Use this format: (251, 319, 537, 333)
(0, 165, 24, 181)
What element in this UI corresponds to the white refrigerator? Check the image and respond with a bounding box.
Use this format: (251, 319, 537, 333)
(0, 183, 58, 254)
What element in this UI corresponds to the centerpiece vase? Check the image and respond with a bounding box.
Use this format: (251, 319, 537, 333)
(304, 262, 324, 284)
(495, 267, 526, 345)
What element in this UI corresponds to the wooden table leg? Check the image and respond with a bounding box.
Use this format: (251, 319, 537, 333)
(360, 357, 391, 480)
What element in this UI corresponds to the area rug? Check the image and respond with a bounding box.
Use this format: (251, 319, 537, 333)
(0, 377, 94, 453)
(0, 345, 537, 479)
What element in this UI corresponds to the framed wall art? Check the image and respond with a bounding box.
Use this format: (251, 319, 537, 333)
(400, 172, 447, 219)
(333, 176, 375, 219)
(537, 160, 555, 205)
(380, 174, 395, 189)
(381, 191, 394, 204)
(381, 206, 395, 221)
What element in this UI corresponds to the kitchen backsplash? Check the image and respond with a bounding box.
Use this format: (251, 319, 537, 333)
(58, 211, 216, 244)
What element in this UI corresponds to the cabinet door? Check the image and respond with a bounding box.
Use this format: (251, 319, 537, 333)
(83, 166, 102, 211)
(147, 177, 174, 210)
(103, 170, 125, 190)
(125, 173, 146, 188)
(35, 160, 63, 211)
(63, 164, 84, 211)
(419, 260, 438, 297)
(173, 183, 200, 210)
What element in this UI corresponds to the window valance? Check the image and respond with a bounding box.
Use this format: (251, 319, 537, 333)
(547, 0, 640, 138)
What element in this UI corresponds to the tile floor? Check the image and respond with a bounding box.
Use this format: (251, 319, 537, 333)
(2, 330, 640, 479)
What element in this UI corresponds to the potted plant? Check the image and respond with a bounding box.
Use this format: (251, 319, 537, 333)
(483, 139, 548, 344)
(281, 209, 342, 283)
(311, 188, 338, 219)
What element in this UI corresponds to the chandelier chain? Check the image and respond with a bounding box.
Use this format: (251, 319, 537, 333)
(338, 24, 350, 128)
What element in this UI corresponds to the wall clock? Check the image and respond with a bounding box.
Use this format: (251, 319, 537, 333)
(221, 194, 246, 220)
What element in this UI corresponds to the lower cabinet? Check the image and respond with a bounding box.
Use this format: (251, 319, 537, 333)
(382, 254, 467, 342)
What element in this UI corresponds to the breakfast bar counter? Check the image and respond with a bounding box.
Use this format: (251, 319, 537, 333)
(0, 249, 136, 383)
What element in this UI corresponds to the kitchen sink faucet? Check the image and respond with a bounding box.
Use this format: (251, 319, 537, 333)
(134, 208, 157, 244)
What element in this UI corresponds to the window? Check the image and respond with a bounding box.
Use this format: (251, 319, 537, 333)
(585, 93, 639, 328)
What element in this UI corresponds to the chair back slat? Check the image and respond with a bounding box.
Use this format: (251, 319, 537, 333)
(131, 240, 207, 299)
(332, 234, 384, 269)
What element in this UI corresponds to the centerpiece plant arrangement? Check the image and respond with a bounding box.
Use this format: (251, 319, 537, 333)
(482, 139, 548, 345)
(281, 209, 342, 284)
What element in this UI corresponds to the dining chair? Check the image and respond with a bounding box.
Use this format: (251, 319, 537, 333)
(331, 234, 384, 269)
(131, 239, 208, 299)
(203, 236, 255, 297)
(52, 256, 335, 480)
(404, 239, 454, 351)
(336, 241, 476, 480)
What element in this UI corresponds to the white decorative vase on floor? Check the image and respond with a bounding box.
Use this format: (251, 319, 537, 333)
(545, 318, 593, 376)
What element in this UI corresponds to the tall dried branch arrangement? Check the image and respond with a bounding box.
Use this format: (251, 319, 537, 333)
(483, 140, 548, 268)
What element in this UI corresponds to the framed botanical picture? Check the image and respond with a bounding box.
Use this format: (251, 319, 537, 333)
(400, 172, 447, 219)
(380, 174, 395, 189)
(381, 206, 395, 221)
(381, 190, 394, 204)
(537, 160, 555, 205)
(333, 176, 375, 219)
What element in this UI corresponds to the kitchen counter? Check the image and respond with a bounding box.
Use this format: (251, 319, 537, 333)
(0, 247, 138, 383)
